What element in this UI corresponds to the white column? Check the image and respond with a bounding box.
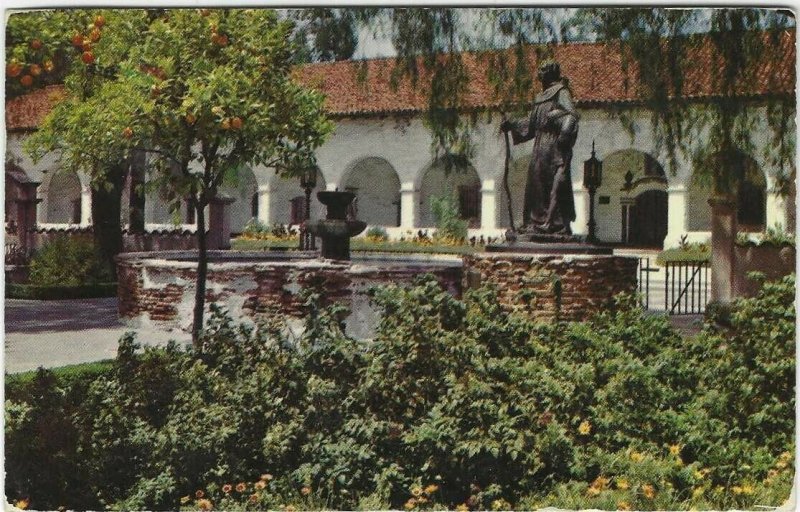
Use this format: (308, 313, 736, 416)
(399, 181, 418, 229)
(480, 179, 497, 231)
(80, 185, 92, 226)
(572, 187, 589, 236)
(766, 189, 787, 229)
(664, 185, 688, 248)
(257, 184, 271, 225)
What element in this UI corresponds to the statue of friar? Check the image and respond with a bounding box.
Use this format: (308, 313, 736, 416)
(501, 61, 579, 236)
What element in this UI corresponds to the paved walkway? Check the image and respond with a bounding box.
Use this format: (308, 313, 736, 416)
(4, 298, 191, 374)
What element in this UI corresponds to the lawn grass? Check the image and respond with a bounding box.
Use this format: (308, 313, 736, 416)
(231, 237, 481, 255)
(656, 246, 711, 265)
(6, 359, 115, 390)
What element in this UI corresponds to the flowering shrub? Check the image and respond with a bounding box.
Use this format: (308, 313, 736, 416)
(5, 275, 794, 510)
(239, 219, 298, 241)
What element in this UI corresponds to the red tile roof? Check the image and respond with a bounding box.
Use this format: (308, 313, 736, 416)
(6, 31, 795, 129)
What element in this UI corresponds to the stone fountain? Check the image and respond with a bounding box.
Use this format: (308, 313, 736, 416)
(307, 190, 367, 260)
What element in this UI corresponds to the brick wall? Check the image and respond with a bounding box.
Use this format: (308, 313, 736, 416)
(117, 251, 637, 334)
(463, 253, 638, 322)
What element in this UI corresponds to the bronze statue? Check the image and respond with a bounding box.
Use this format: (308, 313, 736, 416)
(501, 61, 579, 236)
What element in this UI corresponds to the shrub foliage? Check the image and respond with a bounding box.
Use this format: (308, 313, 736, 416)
(5, 275, 795, 510)
(28, 236, 113, 286)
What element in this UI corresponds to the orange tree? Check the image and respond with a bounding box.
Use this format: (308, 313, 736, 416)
(24, 9, 332, 345)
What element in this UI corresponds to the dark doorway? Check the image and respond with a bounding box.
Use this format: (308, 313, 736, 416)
(630, 190, 668, 247)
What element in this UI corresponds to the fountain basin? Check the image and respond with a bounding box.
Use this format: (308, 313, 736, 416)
(116, 250, 462, 339)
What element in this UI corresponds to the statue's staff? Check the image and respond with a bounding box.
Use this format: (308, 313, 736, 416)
(501, 115, 516, 232)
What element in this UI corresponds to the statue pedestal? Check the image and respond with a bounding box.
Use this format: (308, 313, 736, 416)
(487, 232, 612, 255)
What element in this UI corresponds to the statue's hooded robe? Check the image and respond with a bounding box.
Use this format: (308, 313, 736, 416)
(510, 81, 579, 234)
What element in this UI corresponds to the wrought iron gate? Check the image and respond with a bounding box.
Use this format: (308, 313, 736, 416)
(638, 258, 710, 315)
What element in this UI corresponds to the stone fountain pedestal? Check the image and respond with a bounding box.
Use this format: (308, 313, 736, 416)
(307, 191, 367, 260)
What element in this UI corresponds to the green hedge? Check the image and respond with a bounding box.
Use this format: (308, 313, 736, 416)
(5, 282, 117, 300)
(6, 360, 115, 396)
(5, 276, 794, 511)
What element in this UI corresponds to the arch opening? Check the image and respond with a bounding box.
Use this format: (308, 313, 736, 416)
(45, 170, 82, 224)
(417, 162, 481, 228)
(220, 165, 259, 234)
(342, 157, 401, 227)
(268, 168, 327, 226)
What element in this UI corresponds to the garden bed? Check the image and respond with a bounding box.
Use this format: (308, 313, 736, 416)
(232, 237, 481, 255)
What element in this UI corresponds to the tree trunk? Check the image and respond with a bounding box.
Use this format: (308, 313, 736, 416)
(192, 200, 208, 349)
(90, 163, 125, 280)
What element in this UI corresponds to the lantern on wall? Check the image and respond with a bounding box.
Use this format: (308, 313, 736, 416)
(583, 141, 603, 242)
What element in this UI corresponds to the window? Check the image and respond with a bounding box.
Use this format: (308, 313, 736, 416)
(290, 196, 306, 225)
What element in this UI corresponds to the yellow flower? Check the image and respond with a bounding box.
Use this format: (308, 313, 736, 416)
(404, 498, 417, 510)
(616, 478, 630, 490)
(630, 451, 645, 463)
(411, 486, 423, 497)
(261, 473, 274, 481)
(255, 480, 267, 490)
(641, 484, 656, 499)
(732, 486, 743, 495)
(424, 484, 439, 495)
(180, 495, 191, 504)
(586, 486, 601, 497)
(767, 469, 779, 479)
(692, 487, 704, 499)
(742, 484, 755, 495)
(617, 500, 631, 511)
(591, 476, 610, 490)
(14, 498, 29, 510)
(693, 469, 704, 480)
(284, 506, 297, 512)
(578, 420, 592, 435)
(776, 460, 788, 469)
(236, 483, 247, 493)
(779, 451, 792, 461)
(197, 498, 213, 511)
(491, 498, 511, 510)
(669, 444, 681, 456)
(222, 484, 232, 494)
(456, 504, 470, 512)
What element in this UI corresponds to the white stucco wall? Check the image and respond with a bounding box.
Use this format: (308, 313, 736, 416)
(6, 101, 792, 248)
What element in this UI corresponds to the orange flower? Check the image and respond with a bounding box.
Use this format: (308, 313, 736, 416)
(222, 484, 232, 494)
(195, 490, 205, 499)
(14, 498, 29, 510)
(197, 498, 213, 510)
(617, 500, 632, 511)
(249, 493, 260, 504)
(255, 480, 267, 490)
(301, 486, 311, 496)
(424, 484, 439, 494)
(260, 473, 274, 481)
(404, 498, 417, 510)
(578, 420, 592, 435)
(236, 482, 247, 493)
(616, 478, 630, 490)
(641, 484, 656, 499)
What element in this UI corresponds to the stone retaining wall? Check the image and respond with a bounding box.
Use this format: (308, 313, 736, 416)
(117, 251, 638, 337)
(462, 253, 638, 322)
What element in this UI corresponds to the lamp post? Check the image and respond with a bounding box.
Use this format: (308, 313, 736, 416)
(583, 141, 603, 243)
(299, 167, 317, 250)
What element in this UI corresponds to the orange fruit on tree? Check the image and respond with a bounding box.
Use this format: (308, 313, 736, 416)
(122, 127, 133, 139)
(81, 51, 95, 64)
(185, 113, 197, 125)
(29, 64, 41, 76)
(220, 118, 231, 130)
(71, 32, 83, 47)
(20, 75, 33, 87)
(30, 38, 43, 50)
(94, 15, 106, 28)
(231, 116, 243, 130)
(90, 28, 101, 42)
(6, 62, 22, 77)
(217, 34, 229, 47)
(199, 9, 211, 16)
